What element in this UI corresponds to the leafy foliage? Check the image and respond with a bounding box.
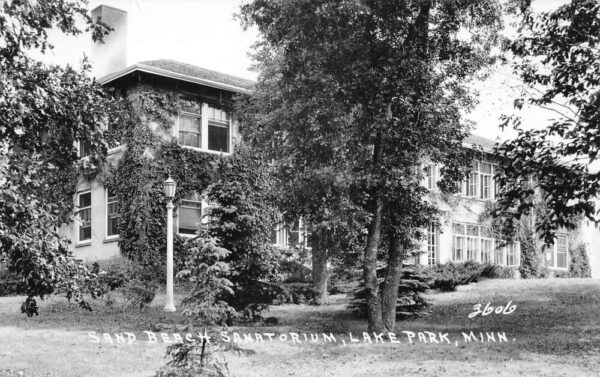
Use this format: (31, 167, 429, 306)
(496, 0, 600, 243)
(109, 88, 215, 281)
(206, 144, 280, 312)
(178, 231, 236, 325)
(238, 0, 503, 332)
(569, 244, 591, 278)
(0, 0, 130, 315)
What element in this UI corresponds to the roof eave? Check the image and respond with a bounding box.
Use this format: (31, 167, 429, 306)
(96, 63, 252, 94)
(462, 141, 496, 154)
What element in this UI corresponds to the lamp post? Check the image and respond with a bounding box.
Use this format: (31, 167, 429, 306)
(163, 176, 177, 312)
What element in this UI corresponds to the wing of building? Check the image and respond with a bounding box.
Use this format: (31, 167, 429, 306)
(65, 4, 600, 278)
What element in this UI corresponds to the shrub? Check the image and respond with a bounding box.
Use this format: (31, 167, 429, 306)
(275, 282, 319, 305)
(426, 261, 515, 291)
(90, 256, 135, 291)
(569, 244, 591, 278)
(427, 261, 484, 291)
(0, 263, 26, 296)
(121, 279, 157, 310)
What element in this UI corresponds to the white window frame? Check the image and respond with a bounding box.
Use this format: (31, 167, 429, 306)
(105, 188, 119, 240)
(178, 111, 203, 149)
(452, 222, 519, 266)
(427, 223, 438, 265)
(76, 190, 92, 244)
(177, 104, 232, 156)
(207, 104, 232, 154)
(548, 234, 569, 270)
(424, 164, 438, 191)
(506, 243, 520, 267)
(462, 161, 496, 200)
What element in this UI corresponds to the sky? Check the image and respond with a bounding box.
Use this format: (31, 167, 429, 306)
(37, 0, 569, 142)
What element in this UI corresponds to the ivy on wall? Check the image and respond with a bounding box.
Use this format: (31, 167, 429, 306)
(99, 84, 281, 310)
(102, 86, 216, 281)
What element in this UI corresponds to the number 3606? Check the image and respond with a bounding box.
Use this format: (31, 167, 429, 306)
(468, 301, 517, 318)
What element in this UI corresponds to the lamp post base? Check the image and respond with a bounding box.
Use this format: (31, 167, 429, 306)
(163, 303, 176, 312)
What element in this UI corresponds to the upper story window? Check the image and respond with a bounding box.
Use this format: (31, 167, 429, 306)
(179, 113, 202, 148)
(208, 106, 230, 153)
(79, 140, 91, 158)
(424, 164, 438, 190)
(178, 193, 202, 235)
(77, 191, 92, 242)
(177, 104, 231, 154)
(462, 161, 495, 200)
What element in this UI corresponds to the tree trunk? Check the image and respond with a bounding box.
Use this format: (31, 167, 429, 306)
(363, 198, 384, 333)
(311, 228, 328, 304)
(381, 230, 404, 331)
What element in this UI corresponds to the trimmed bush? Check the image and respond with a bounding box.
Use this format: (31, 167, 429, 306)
(569, 244, 591, 278)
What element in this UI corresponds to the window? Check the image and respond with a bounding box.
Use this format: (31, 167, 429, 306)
(480, 226, 493, 262)
(427, 223, 438, 265)
(466, 225, 479, 260)
(79, 140, 91, 158)
(452, 222, 519, 266)
(287, 218, 310, 248)
(271, 222, 288, 248)
(106, 189, 119, 238)
(506, 243, 519, 267)
(179, 113, 202, 148)
(467, 171, 478, 197)
(553, 234, 568, 269)
(77, 191, 92, 242)
(494, 245, 505, 265)
(178, 193, 202, 235)
(462, 161, 496, 199)
(208, 105, 230, 153)
(480, 162, 493, 199)
(425, 164, 437, 190)
(452, 223, 466, 261)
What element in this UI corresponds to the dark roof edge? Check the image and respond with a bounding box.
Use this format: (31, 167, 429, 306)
(96, 63, 252, 94)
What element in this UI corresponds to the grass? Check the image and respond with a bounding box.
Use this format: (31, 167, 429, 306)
(1, 278, 600, 376)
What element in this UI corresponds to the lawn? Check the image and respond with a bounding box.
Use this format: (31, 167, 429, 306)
(1, 278, 600, 377)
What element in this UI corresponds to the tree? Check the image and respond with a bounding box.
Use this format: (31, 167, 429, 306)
(496, 0, 600, 244)
(238, 0, 501, 332)
(0, 0, 122, 315)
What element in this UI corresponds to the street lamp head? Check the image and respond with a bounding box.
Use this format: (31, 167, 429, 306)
(163, 176, 177, 199)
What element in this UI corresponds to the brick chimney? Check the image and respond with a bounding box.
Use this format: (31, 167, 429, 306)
(90, 4, 128, 78)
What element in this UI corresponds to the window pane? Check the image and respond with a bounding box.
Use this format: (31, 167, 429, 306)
(556, 235, 567, 268)
(480, 175, 491, 199)
(107, 190, 119, 237)
(179, 114, 201, 148)
(452, 223, 465, 234)
(495, 246, 504, 265)
(208, 123, 229, 152)
(427, 223, 437, 265)
(481, 239, 492, 262)
(467, 237, 479, 260)
(466, 225, 479, 236)
(79, 192, 91, 208)
(79, 140, 91, 158)
(179, 207, 201, 234)
(480, 162, 492, 174)
(467, 172, 478, 197)
(453, 236, 464, 261)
